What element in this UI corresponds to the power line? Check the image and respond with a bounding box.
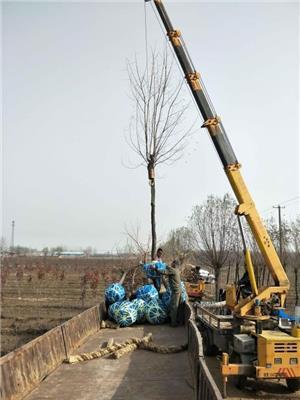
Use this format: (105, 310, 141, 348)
(261, 196, 300, 214)
(149, 1, 205, 123)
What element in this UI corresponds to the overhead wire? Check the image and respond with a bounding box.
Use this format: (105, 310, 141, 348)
(144, 1, 149, 83)
(149, 1, 217, 117)
(149, 1, 205, 123)
(261, 196, 300, 214)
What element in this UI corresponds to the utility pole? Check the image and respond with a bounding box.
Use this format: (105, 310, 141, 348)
(273, 205, 285, 262)
(11, 220, 15, 250)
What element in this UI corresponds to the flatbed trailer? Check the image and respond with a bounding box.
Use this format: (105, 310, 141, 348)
(0, 303, 222, 400)
(195, 303, 237, 356)
(1, 303, 300, 400)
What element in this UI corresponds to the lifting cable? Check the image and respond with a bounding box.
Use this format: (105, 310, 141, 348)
(148, 1, 217, 118)
(144, 1, 149, 83)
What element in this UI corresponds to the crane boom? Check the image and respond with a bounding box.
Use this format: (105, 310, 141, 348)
(151, 0, 289, 315)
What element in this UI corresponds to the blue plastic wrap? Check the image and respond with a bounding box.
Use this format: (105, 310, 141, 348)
(108, 301, 123, 319)
(115, 302, 137, 327)
(108, 301, 137, 327)
(180, 281, 187, 302)
(105, 283, 126, 304)
(136, 284, 159, 302)
(131, 298, 146, 323)
(145, 299, 168, 324)
(160, 289, 172, 310)
(143, 261, 166, 278)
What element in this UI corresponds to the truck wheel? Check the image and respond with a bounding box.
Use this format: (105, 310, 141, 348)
(286, 378, 300, 392)
(202, 330, 218, 356)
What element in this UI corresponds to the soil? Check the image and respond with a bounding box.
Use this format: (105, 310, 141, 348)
(1, 255, 143, 356)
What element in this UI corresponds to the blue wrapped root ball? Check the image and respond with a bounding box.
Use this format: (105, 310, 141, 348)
(108, 301, 122, 319)
(136, 284, 158, 303)
(131, 298, 146, 323)
(180, 281, 187, 302)
(105, 283, 126, 304)
(143, 261, 166, 279)
(115, 302, 137, 327)
(160, 289, 172, 311)
(145, 299, 168, 324)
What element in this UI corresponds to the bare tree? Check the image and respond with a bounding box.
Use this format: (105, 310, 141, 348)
(265, 216, 291, 269)
(188, 194, 238, 300)
(127, 50, 192, 259)
(163, 226, 193, 264)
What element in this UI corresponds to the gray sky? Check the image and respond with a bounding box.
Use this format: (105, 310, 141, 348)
(2, 1, 299, 252)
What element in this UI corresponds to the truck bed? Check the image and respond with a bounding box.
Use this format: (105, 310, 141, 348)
(25, 324, 193, 400)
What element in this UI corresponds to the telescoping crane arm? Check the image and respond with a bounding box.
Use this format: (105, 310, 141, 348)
(149, 0, 289, 316)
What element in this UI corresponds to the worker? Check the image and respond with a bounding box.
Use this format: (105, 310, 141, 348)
(143, 248, 165, 292)
(152, 259, 182, 327)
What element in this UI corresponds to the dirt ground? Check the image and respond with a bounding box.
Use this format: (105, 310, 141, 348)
(1, 255, 144, 356)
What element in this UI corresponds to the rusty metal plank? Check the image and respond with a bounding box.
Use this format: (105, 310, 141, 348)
(62, 305, 100, 355)
(0, 303, 104, 400)
(198, 357, 223, 400)
(0, 325, 65, 400)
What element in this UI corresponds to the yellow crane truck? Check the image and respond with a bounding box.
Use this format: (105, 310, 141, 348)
(148, 0, 300, 396)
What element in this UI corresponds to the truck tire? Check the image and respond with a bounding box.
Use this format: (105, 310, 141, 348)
(202, 330, 218, 356)
(286, 378, 300, 392)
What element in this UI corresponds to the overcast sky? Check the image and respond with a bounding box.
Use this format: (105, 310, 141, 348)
(2, 0, 299, 252)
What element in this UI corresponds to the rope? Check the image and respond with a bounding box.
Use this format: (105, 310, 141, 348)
(139, 342, 188, 354)
(64, 333, 187, 364)
(111, 334, 152, 359)
(100, 320, 119, 329)
(64, 333, 152, 364)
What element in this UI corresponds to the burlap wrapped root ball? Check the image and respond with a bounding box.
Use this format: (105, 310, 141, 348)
(131, 298, 146, 323)
(105, 283, 126, 304)
(136, 284, 158, 303)
(145, 299, 168, 324)
(114, 301, 138, 327)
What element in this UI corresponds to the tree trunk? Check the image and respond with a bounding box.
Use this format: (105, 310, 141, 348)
(215, 267, 220, 301)
(226, 264, 231, 284)
(150, 180, 157, 260)
(234, 261, 239, 284)
(295, 268, 299, 306)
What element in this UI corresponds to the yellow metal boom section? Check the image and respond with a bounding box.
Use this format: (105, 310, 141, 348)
(226, 163, 289, 290)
